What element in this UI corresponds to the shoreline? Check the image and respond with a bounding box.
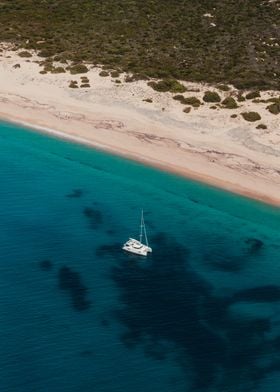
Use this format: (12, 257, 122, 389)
(1, 115, 280, 209)
(0, 44, 279, 209)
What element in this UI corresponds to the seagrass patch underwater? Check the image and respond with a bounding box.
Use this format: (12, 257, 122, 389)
(0, 121, 280, 392)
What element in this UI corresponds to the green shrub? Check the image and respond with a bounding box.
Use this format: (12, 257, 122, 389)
(18, 50, 32, 58)
(69, 64, 88, 74)
(216, 84, 230, 91)
(245, 91, 260, 100)
(115, 79, 121, 84)
(210, 105, 217, 109)
(256, 123, 267, 129)
(221, 97, 238, 109)
(172, 95, 200, 106)
(111, 70, 120, 78)
(265, 97, 280, 104)
(37, 49, 55, 58)
(183, 107, 191, 113)
(69, 80, 78, 88)
(203, 91, 221, 103)
(51, 67, 65, 74)
(173, 95, 185, 102)
(237, 94, 245, 102)
(231, 114, 238, 118)
(252, 99, 266, 103)
(80, 83, 90, 88)
(266, 103, 280, 115)
(99, 70, 109, 77)
(183, 97, 201, 107)
(80, 76, 89, 83)
(148, 79, 186, 93)
(13, 63, 20, 69)
(43, 63, 54, 72)
(241, 112, 261, 122)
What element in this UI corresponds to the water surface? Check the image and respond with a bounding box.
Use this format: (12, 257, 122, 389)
(0, 121, 280, 392)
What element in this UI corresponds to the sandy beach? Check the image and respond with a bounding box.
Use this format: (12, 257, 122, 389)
(0, 43, 279, 206)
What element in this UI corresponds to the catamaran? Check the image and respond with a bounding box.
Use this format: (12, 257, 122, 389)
(122, 210, 152, 256)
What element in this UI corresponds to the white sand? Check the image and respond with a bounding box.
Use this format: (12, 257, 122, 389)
(0, 43, 280, 206)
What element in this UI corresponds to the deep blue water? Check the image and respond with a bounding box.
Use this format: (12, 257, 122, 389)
(1, 120, 280, 392)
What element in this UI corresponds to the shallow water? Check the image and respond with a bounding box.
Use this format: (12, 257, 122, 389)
(0, 121, 280, 392)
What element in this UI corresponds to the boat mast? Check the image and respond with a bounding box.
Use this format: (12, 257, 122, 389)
(141, 210, 149, 246)
(139, 209, 144, 243)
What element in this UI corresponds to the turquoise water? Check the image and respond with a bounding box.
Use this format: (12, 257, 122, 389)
(1, 120, 280, 392)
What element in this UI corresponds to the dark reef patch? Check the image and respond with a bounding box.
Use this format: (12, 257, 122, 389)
(58, 266, 91, 311)
(111, 233, 279, 391)
(245, 237, 264, 254)
(39, 259, 53, 271)
(203, 247, 244, 273)
(231, 285, 280, 303)
(83, 207, 103, 229)
(66, 189, 84, 198)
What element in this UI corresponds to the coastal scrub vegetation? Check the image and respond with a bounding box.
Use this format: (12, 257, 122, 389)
(241, 112, 261, 122)
(256, 124, 267, 129)
(68, 64, 88, 74)
(245, 91, 261, 100)
(266, 102, 280, 115)
(221, 97, 238, 109)
(203, 91, 221, 103)
(18, 50, 32, 58)
(1, 0, 279, 90)
(148, 79, 186, 93)
(173, 95, 201, 107)
(69, 80, 78, 88)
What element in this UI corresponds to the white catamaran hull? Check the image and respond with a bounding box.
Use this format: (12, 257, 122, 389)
(122, 238, 152, 256)
(122, 211, 152, 257)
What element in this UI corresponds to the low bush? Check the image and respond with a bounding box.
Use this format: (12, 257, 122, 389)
(69, 64, 88, 74)
(216, 84, 230, 91)
(148, 79, 186, 93)
(143, 98, 153, 103)
(183, 107, 191, 113)
(80, 83, 90, 88)
(241, 112, 261, 122)
(231, 114, 238, 118)
(173, 94, 185, 101)
(18, 51, 32, 58)
(266, 97, 280, 104)
(43, 63, 54, 72)
(237, 93, 245, 102)
(245, 91, 260, 100)
(221, 96, 238, 109)
(111, 70, 120, 78)
(183, 97, 201, 107)
(69, 80, 78, 88)
(99, 70, 109, 77)
(266, 103, 280, 115)
(173, 95, 200, 106)
(51, 67, 65, 74)
(203, 91, 221, 103)
(256, 123, 267, 129)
